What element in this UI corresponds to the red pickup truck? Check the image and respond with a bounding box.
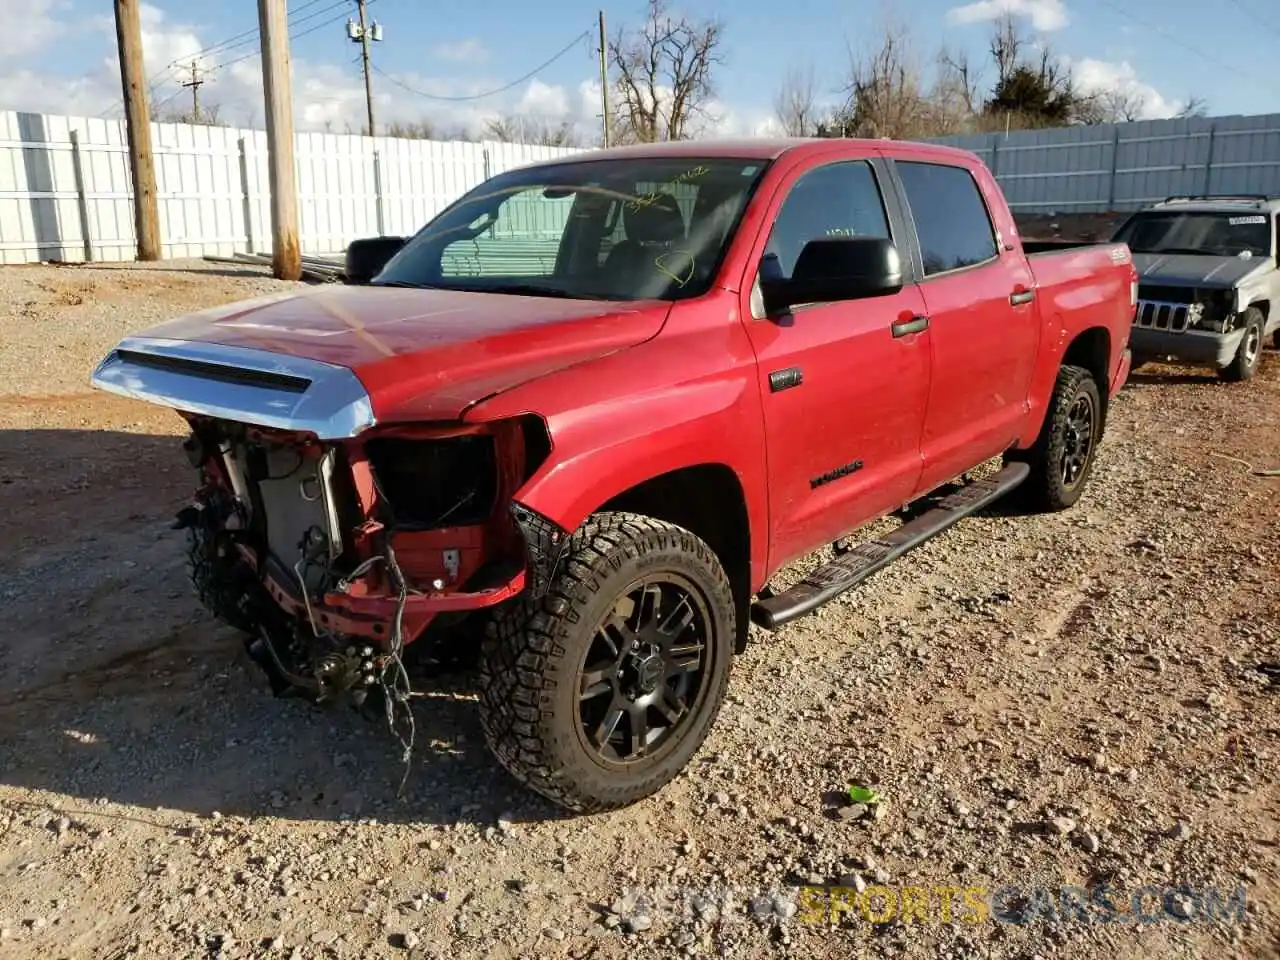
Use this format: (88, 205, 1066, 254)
(91, 138, 1136, 812)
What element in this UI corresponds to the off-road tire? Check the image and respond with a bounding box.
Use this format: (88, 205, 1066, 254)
(1007, 364, 1103, 513)
(478, 512, 735, 813)
(1220, 308, 1265, 382)
(186, 524, 257, 634)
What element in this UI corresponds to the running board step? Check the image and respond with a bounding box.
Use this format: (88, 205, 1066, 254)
(750, 462, 1030, 631)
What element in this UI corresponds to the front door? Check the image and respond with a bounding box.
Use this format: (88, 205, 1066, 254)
(739, 156, 932, 571)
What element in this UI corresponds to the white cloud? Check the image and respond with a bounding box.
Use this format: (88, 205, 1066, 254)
(1067, 57, 1183, 120)
(517, 79, 571, 118)
(0, 0, 66, 58)
(946, 0, 1068, 32)
(0, 3, 845, 144)
(430, 39, 488, 64)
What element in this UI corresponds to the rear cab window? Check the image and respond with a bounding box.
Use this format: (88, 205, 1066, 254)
(895, 161, 999, 277)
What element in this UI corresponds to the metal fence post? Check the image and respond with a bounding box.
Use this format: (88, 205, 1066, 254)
(1106, 125, 1121, 211)
(989, 134, 1000, 177)
(373, 147, 386, 236)
(1203, 122, 1217, 195)
(238, 136, 254, 254)
(69, 130, 94, 262)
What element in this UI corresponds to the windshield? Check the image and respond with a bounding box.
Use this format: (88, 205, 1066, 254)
(1113, 211, 1273, 257)
(374, 156, 770, 301)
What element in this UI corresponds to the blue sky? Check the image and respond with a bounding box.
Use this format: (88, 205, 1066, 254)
(2, 0, 1277, 136)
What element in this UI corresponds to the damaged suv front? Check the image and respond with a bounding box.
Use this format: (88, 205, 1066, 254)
(91, 336, 545, 703)
(1110, 196, 1280, 382)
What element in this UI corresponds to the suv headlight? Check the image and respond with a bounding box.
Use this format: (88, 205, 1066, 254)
(1192, 291, 1236, 333)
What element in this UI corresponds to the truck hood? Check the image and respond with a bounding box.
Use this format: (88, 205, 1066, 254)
(1131, 252, 1272, 289)
(91, 285, 670, 434)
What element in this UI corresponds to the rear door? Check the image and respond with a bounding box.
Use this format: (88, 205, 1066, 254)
(884, 155, 1040, 493)
(738, 154, 931, 570)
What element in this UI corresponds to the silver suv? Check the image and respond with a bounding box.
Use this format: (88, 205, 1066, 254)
(1111, 195, 1280, 381)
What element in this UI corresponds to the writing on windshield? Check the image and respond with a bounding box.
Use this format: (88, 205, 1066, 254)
(375, 157, 770, 302)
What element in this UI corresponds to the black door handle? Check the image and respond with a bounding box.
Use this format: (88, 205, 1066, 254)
(1010, 289, 1036, 305)
(891, 315, 929, 338)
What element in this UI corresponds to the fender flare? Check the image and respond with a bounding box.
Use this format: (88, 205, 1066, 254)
(505, 376, 768, 595)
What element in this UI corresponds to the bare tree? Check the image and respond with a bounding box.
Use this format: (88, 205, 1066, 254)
(1097, 88, 1147, 123)
(153, 103, 227, 126)
(981, 15, 1089, 130)
(773, 65, 820, 137)
(385, 119, 439, 139)
(382, 119, 481, 141)
(483, 114, 580, 147)
(609, 0, 724, 142)
(988, 14, 1023, 89)
(841, 22, 928, 139)
(930, 47, 981, 134)
(1174, 95, 1209, 119)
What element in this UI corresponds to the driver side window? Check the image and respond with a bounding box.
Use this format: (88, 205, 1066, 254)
(751, 160, 891, 316)
(766, 161, 891, 277)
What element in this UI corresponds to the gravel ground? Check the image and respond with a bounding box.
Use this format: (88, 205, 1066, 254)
(0, 260, 1277, 960)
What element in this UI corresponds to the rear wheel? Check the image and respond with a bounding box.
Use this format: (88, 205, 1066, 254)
(1007, 364, 1102, 513)
(1220, 308, 1265, 382)
(478, 512, 734, 813)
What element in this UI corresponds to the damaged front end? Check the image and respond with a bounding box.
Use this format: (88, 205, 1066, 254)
(92, 337, 556, 705)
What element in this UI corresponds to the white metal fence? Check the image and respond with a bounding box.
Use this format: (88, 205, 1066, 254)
(929, 113, 1280, 212)
(7, 109, 1280, 264)
(0, 110, 582, 265)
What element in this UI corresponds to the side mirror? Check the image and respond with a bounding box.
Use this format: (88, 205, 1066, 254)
(344, 235, 408, 285)
(759, 236, 903, 316)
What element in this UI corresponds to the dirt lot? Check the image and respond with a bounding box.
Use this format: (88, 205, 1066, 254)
(0, 261, 1277, 960)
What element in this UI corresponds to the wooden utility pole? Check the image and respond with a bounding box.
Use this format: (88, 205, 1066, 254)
(258, 0, 301, 281)
(356, 0, 376, 137)
(598, 11, 611, 148)
(113, 0, 161, 261)
(181, 59, 204, 122)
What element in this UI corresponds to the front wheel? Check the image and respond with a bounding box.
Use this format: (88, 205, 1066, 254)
(1007, 364, 1103, 513)
(478, 512, 735, 813)
(1219, 308, 1265, 382)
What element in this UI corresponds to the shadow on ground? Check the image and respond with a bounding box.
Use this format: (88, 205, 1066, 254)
(0, 429, 568, 829)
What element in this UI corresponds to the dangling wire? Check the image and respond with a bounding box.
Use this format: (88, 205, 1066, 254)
(380, 536, 417, 797)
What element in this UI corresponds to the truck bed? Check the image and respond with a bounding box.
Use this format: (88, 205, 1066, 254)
(1022, 238, 1122, 256)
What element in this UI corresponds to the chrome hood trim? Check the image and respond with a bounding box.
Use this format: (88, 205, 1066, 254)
(90, 336, 376, 439)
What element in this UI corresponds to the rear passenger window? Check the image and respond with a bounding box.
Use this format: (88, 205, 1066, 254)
(896, 161, 998, 276)
(764, 161, 890, 279)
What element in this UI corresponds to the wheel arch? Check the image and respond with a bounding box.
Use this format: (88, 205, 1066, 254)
(1060, 325, 1112, 428)
(599, 464, 753, 654)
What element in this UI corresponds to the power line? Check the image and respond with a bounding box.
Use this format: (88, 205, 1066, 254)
(101, 0, 358, 119)
(1089, 0, 1275, 88)
(210, 5, 369, 75)
(1221, 0, 1280, 37)
(370, 29, 591, 102)
(170, 0, 337, 67)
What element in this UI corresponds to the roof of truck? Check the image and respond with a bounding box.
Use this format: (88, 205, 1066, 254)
(1147, 195, 1280, 215)
(515, 137, 980, 167)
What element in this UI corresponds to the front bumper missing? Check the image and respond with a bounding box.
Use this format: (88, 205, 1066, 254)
(244, 547, 526, 642)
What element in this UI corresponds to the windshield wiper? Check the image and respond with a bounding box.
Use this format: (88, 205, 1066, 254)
(476, 282, 601, 300)
(371, 280, 443, 289)
(1147, 247, 1216, 256)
